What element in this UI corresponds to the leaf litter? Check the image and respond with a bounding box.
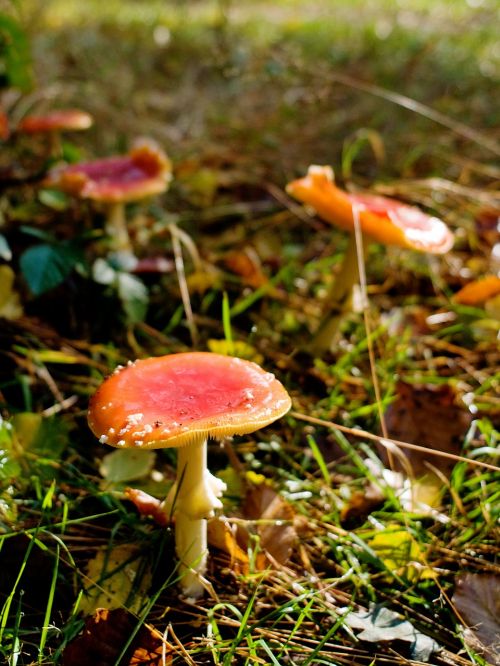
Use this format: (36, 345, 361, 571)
(1, 2, 500, 664)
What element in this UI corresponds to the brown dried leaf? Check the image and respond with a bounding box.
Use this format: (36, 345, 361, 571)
(243, 481, 297, 565)
(63, 608, 171, 666)
(340, 484, 385, 527)
(384, 381, 473, 477)
(207, 517, 249, 574)
(223, 248, 268, 288)
(452, 573, 500, 665)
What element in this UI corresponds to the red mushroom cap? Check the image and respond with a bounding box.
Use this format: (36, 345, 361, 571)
(0, 111, 10, 141)
(18, 109, 93, 134)
(46, 139, 172, 203)
(286, 165, 454, 254)
(88, 352, 291, 450)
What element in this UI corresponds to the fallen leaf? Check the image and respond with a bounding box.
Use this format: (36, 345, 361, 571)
(99, 449, 156, 484)
(243, 479, 297, 565)
(63, 608, 170, 666)
(340, 483, 385, 527)
(223, 248, 268, 288)
(185, 267, 221, 294)
(125, 488, 168, 527)
(0, 265, 23, 320)
(452, 573, 500, 665)
(368, 526, 436, 582)
(342, 604, 441, 662)
(207, 517, 249, 573)
(384, 381, 472, 477)
(80, 545, 151, 615)
(454, 275, 500, 306)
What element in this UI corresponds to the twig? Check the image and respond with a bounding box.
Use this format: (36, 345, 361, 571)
(290, 410, 500, 473)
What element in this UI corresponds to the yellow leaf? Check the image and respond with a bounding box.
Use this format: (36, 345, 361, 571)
(207, 517, 249, 573)
(0, 265, 23, 320)
(368, 527, 436, 581)
(80, 545, 151, 615)
(30, 350, 83, 364)
(186, 268, 221, 294)
(207, 339, 264, 365)
(11, 413, 43, 450)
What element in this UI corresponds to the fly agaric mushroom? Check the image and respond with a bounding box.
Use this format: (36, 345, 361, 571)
(286, 165, 455, 351)
(18, 108, 93, 155)
(46, 139, 172, 253)
(88, 352, 291, 598)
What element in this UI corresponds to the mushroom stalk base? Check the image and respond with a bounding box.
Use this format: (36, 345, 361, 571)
(105, 202, 132, 253)
(312, 234, 368, 353)
(163, 438, 226, 598)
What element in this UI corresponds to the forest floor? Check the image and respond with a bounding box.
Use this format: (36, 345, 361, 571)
(0, 1, 499, 664)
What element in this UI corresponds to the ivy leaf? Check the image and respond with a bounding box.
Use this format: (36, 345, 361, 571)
(20, 242, 82, 295)
(342, 604, 440, 662)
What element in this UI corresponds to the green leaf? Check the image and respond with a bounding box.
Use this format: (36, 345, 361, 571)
(0, 234, 12, 261)
(38, 189, 70, 212)
(116, 272, 148, 324)
(12, 412, 71, 459)
(92, 257, 116, 285)
(99, 449, 156, 484)
(0, 416, 21, 481)
(0, 13, 33, 91)
(20, 242, 82, 295)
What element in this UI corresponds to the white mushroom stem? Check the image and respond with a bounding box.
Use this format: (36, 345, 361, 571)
(105, 202, 132, 252)
(162, 438, 226, 598)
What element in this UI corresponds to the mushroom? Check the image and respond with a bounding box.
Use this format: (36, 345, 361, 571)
(453, 275, 500, 306)
(0, 111, 10, 141)
(17, 108, 93, 156)
(286, 165, 454, 351)
(46, 139, 172, 254)
(87, 352, 291, 598)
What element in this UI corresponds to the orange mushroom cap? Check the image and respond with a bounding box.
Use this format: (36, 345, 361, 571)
(46, 139, 172, 203)
(286, 165, 454, 254)
(453, 275, 500, 305)
(18, 109, 93, 134)
(88, 352, 291, 450)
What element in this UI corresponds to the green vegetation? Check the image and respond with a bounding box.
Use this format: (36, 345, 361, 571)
(0, 1, 499, 664)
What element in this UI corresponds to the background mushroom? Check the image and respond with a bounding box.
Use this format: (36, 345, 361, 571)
(87, 352, 291, 598)
(286, 165, 454, 351)
(46, 139, 172, 254)
(17, 108, 93, 156)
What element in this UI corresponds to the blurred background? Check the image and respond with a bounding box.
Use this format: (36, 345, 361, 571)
(3, 0, 498, 184)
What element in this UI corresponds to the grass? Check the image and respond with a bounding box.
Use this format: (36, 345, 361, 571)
(0, 0, 499, 664)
